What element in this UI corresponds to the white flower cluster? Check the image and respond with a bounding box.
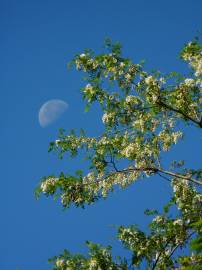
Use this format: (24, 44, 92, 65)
(172, 131, 183, 144)
(83, 172, 96, 184)
(150, 118, 160, 132)
(55, 257, 78, 270)
(132, 118, 145, 131)
(158, 130, 183, 151)
(102, 112, 116, 124)
(62, 135, 79, 149)
(96, 137, 111, 155)
(191, 56, 202, 77)
(145, 75, 156, 85)
(173, 218, 183, 226)
(172, 179, 202, 214)
(182, 43, 202, 77)
(125, 171, 139, 185)
(83, 83, 96, 95)
(121, 143, 137, 158)
(144, 76, 161, 103)
(61, 193, 70, 206)
(98, 136, 109, 145)
(159, 77, 166, 84)
(118, 227, 142, 248)
(150, 94, 159, 103)
(114, 170, 139, 187)
(89, 258, 97, 270)
(41, 177, 58, 193)
(80, 53, 86, 58)
(55, 139, 61, 145)
(193, 193, 202, 204)
(83, 137, 97, 146)
(152, 215, 163, 223)
(75, 53, 99, 71)
(184, 78, 195, 87)
(125, 95, 140, 105)
(89, 248, 114, 270)
(196, 78, 202, 89)
(55, 258, 65, 268)
(125, 73, 132, 81)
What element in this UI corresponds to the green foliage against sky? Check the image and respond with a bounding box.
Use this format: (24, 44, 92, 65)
(37, 39, 202, 269)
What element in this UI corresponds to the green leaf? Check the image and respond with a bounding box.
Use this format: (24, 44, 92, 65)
(84, 103, 91, 112)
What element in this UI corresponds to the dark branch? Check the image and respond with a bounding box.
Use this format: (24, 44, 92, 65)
(157, 100, 202, 128)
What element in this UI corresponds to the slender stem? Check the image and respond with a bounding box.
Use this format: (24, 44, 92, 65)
(81, 166, 201, 188)
(157, 168, 202, 185)
(152, 231, 195, 270)
(152, 239, 172, 270)
(157, 100, 202, 128)
(157, 172, 171, 183)
(166, 231, 195, 261)
(121, 167, 202, 186)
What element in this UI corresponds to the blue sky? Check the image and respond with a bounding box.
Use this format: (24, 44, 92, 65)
(1, 0, 202, 269)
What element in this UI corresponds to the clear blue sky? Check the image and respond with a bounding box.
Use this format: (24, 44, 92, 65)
(1, 0, 202, 269)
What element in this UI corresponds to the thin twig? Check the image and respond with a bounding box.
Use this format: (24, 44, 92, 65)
(157, 172, 171, 183)
(166, 231, 195, 261)
(157, 100, 202, 128)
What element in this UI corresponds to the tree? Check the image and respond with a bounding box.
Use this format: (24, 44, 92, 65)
(36, 38, 202, 269)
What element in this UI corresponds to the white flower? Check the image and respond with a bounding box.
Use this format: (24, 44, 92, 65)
(102, 112, 115, 124)
(173, 219, 183, 226)
(55, 258, 65, 267)
(99, 137, 109, 145)
(89, 259, 97, 269)
(123, 143, 136, 158)
(79, 53, 86, 58)
(168, 118, 174, 128)
(196, 79, 202, 89)
(194, 194, 202, 202)
(125, 73, 132, 80)
(102, 113, 108, 123)
(153, 215, 163, 223)
(172, 184, 178, 193)
(151, 94, 158, 102)
(159, 77, 166, 84)
(184, 78, 195, 87)
(83, 84, 95, 95)
(41, 177, 58, 193)
(83, 172, 95, 184)
(132, 118, 144, 131)
(125, 95, 139, 104)
(172, 131, 183, 144)
(145, 76, 155, 85)
(125, 95, 133, 103)
(75, 59, 81, 70)
(61, 193, 68, 206)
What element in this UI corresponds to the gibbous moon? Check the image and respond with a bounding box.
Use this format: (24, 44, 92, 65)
(39, 99, 68, 127)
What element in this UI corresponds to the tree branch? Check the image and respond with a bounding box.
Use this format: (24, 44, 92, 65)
(152, 240, 171, 270)
(152, 231, 195, 270)
(166, 231, 195, 262)
(121, 167, 202, 186)
(157, 100, 202, 128)
(80, 165, 202, 191)
(157, 168, 202, 185)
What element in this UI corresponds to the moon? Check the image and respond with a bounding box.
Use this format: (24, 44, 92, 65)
(38, 99, 68, 127)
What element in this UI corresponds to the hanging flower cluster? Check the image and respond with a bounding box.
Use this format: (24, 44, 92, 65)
(36, 39, 202, 269)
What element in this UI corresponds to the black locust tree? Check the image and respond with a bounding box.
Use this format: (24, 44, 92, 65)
(36, 38, 202, 269)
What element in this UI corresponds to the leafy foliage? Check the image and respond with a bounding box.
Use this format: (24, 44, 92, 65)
(36, 38, 202, 269)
